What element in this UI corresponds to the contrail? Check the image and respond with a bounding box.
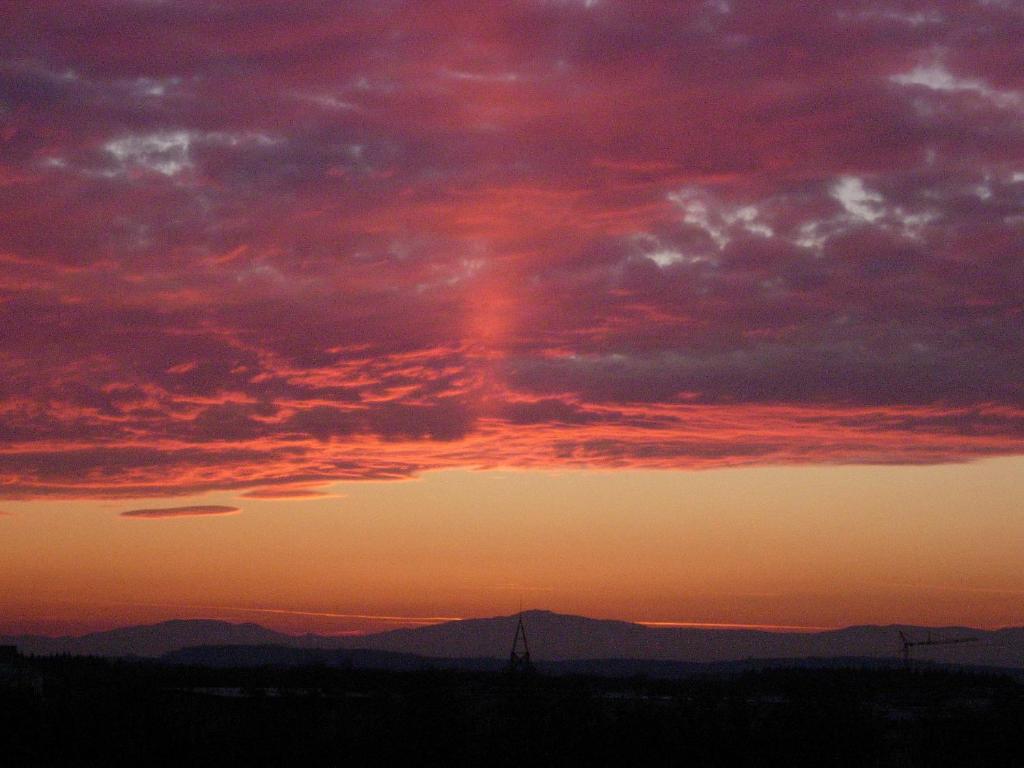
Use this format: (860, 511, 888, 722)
(213, 605, 465, 624)
(237, 609, 833, 632)
(112, 601, 464, 625)
(636, 620, 835, 632)
(886, 582, 1024, 596)
(112, 601, 835, 631)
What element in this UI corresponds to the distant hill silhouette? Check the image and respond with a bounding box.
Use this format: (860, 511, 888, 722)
(164, 644, 505, 672)
(1, 619, 346, 658)
(6, 610, 1024, 668)
(331, 610, 1024, 668)
(164, 643, 936, 678)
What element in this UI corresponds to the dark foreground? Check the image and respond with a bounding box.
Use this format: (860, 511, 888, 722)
(3, 656, 1024, 766)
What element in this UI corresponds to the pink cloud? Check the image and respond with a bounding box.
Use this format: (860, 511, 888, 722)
(0, 1, 1022, 497)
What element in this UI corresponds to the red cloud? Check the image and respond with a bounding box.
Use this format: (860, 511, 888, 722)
(0, 1, 1022, 497)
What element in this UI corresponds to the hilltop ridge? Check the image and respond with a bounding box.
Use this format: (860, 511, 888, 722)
(4, 610, 1022, 667)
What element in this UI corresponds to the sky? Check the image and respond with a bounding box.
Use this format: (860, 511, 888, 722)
(1, 0, 1022, 636)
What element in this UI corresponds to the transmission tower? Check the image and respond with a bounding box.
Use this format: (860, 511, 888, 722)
(509, 613, 533, 674)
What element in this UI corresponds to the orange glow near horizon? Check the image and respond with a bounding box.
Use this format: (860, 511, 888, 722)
(3, 459, 1023, 637)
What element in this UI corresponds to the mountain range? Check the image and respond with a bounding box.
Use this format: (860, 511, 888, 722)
(4, 610, 1023, 669)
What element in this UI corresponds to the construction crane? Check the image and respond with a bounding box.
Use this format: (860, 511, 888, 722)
(898, 630, 977, 667)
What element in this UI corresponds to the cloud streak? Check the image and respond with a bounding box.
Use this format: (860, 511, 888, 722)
(1, 1, 1022, 497)
(120, 505, 241, 520)
(240, 486, 338, 500)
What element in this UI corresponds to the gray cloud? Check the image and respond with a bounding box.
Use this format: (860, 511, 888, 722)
(120, 505, 241, 519)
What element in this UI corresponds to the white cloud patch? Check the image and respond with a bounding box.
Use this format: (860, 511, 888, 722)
(891, 64, 1023, 111)
(890, 208, 939, 237)
(729, 205, 774, 238)
(442, 69, 521, 84)
(669, 191, 727, 247)
(839, 8, 944, 26)
(293, 91, 361, 111)
(805, 176, 938, 244)
(831, 176, 884, 223)
(631, 233, 715, 269)
(795, 220, 829, 250)
(105, 131, 195, 176)
(668, 189, 774, 249)
(103, 131, 279, 177)
(665, 179, 942, 258)
(647, 248, 687, 268)
(125, 76, 181, 98)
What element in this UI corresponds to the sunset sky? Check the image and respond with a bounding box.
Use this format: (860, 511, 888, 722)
(1, 0, 1022, 636)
